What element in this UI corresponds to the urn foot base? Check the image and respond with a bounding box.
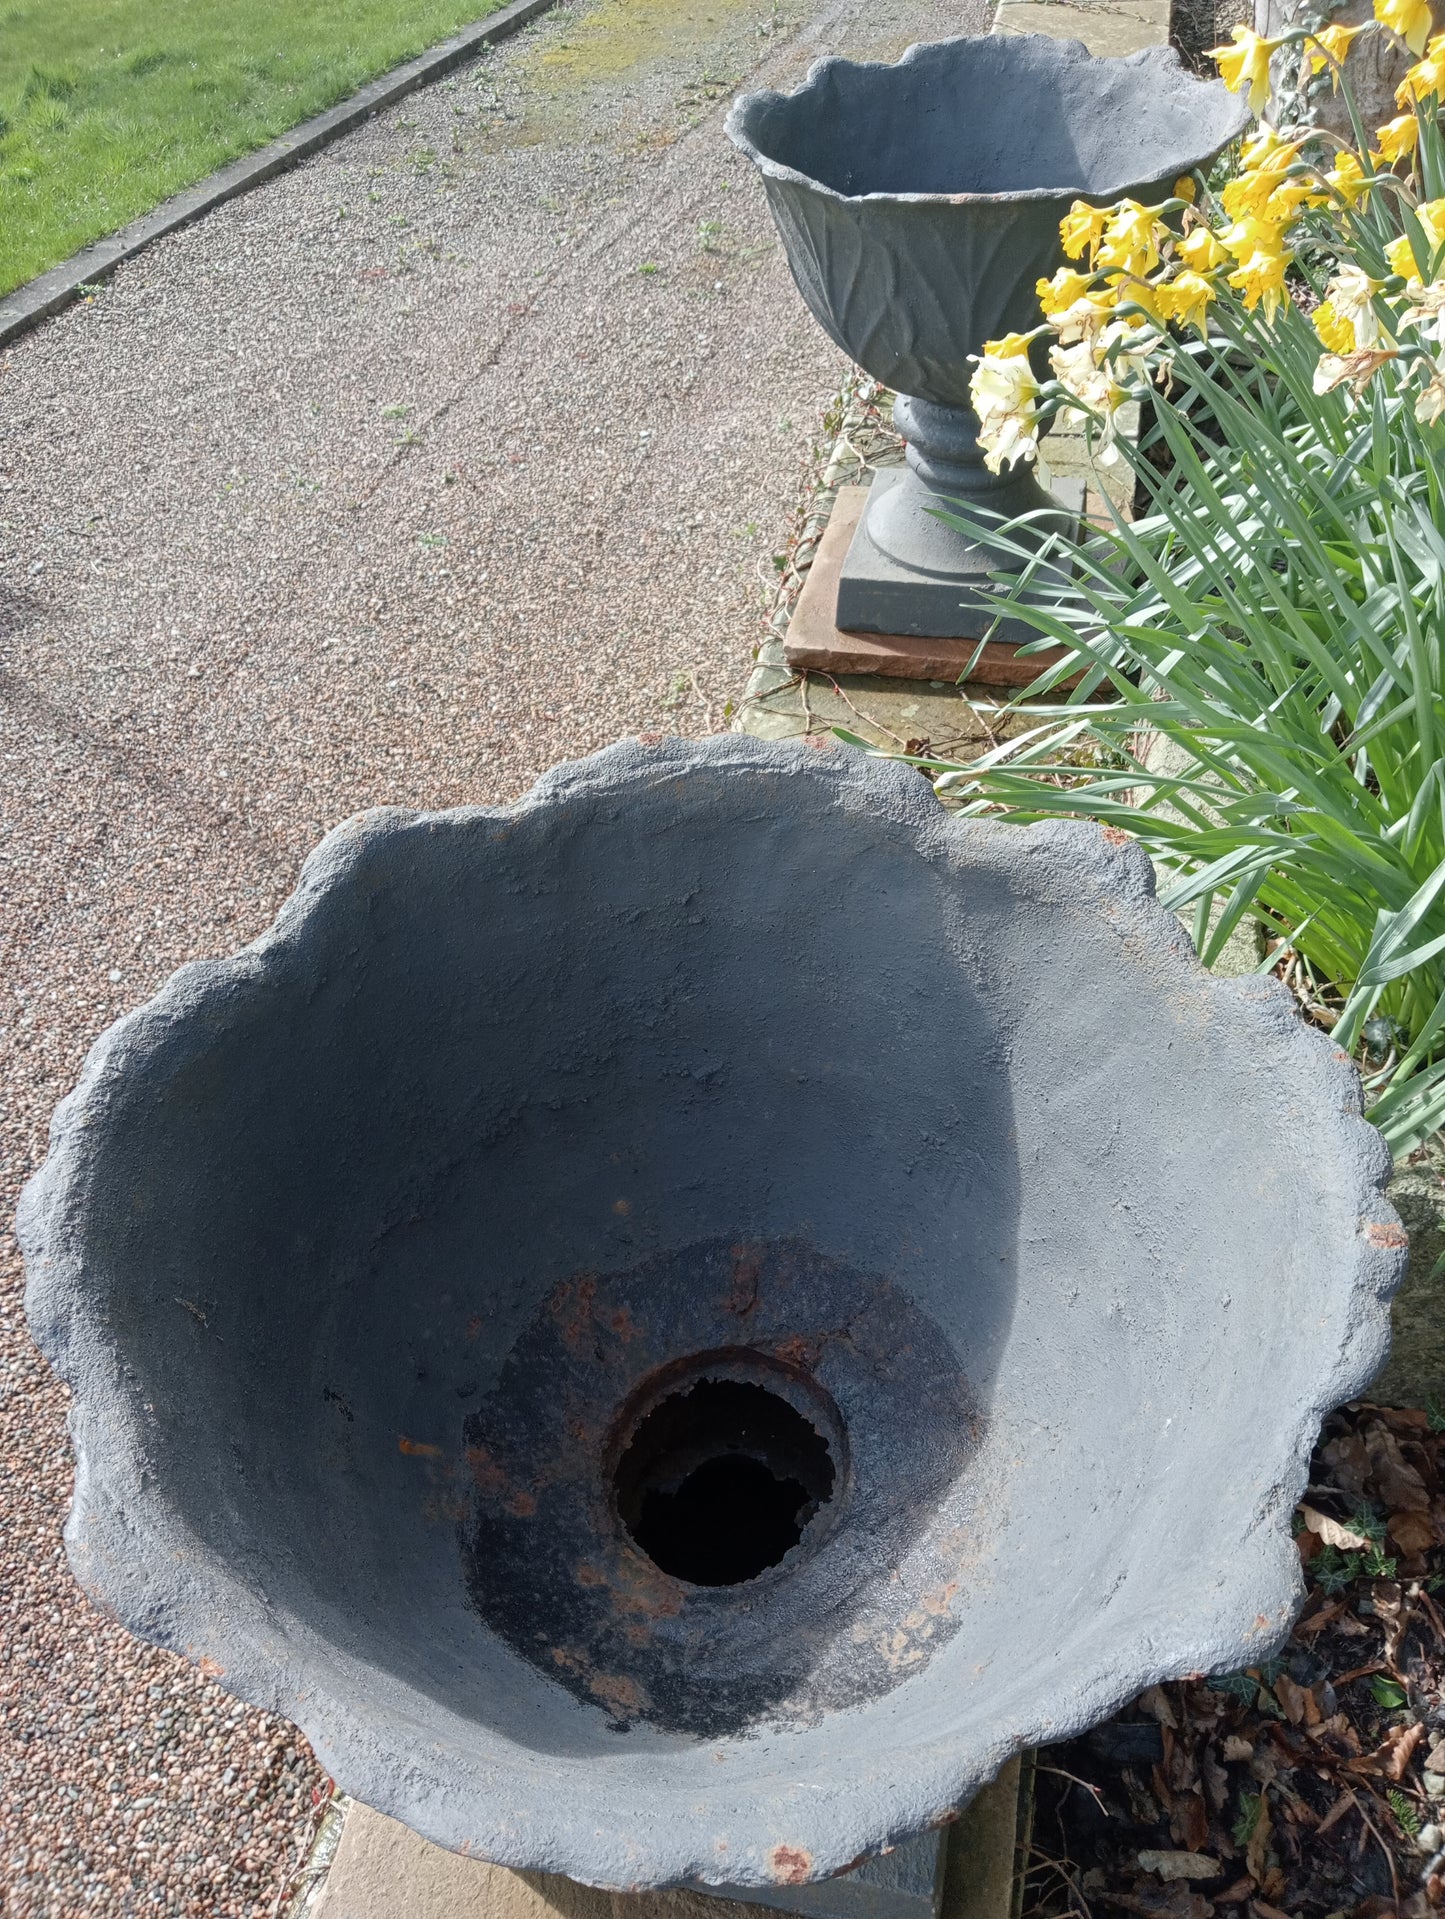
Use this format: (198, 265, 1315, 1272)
(835, 467, 1084, 642)
(783, 486, 1081, 687)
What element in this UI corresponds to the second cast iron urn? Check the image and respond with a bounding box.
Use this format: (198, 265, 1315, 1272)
(726, 37, 1249, 637)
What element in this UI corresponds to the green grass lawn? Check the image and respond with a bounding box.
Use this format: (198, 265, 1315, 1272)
(0, 0, 507, 297)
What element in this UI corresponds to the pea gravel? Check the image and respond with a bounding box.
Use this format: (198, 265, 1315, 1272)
(0, 0, 984, 1911)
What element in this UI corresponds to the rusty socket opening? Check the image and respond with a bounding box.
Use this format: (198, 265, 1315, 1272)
(611, 1358, 840, 1588)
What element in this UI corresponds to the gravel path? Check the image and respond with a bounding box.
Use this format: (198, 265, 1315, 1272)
(0, 0, 985, 1912)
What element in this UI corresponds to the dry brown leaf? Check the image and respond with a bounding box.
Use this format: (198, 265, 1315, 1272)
(1366, 1427, 1431, 1512)
(1274, 1673, 1304, 1734)
(1389, 1509, 1438, 1556)
(1347, 1720, 1426, 1779)
(1299, 1503, 1373, 1551)
(1321, 1433, 1371, 1501)
(1316, 1790, 1354, 1837)
(1139, 1684, 1180, 1729)
(1138, 1850, 1221, 1881)
(1170, 1791, 1210, 1852)
(1222, 1735, 1254, 1762)
(1245, 1789, 1272, 1883)
(1251, 1900, 1293, 1919)
(1213, 1879, 1254, 1905)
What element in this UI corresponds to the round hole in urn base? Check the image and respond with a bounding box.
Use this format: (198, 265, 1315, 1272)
(614, 1373, 839, 1587)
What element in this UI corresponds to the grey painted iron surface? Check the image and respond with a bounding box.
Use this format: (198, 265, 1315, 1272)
(725, 39, 1249, 635)
(21, 735, 1402, 1890)
(697, 1822, 946, 1919)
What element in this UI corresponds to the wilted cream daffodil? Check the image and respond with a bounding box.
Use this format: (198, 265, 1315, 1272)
(1050, 291, 1121, 346)
(1374, 114, 1421, 163)
(1313, 345, 1401, 396)
(1325, 266, 1390, 345)
(1208, 26, 1285, 113)
(1403, 278, 1445, 346)
(1050, 321, 1154, 462)
(970, 334, 1042, 473)
(1376, 0, 1433, 56)
(1416, 367, 1445, 423)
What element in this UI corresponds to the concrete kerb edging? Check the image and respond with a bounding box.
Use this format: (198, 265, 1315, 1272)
(0, 0, 561, 350)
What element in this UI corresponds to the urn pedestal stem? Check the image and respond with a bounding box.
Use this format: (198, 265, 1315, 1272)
(835, 393, 1075, 641)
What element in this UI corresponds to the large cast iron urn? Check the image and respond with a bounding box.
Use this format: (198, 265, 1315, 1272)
(726, 39, 1249, 637)
(21, 738, 1401, 1889)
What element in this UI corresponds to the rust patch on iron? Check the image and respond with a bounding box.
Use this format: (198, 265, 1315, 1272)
(726, 1244, 763, 1316)
(1366, 1220, 1408, 1249)
(549, 1273, 598, 1352)
(398, 1436, 443, 1458)
(1101, 826, 1131, 847)
(466, 1445, 508, 1495)
(770, 1846, 813, 1885)
(506, 1489, 538, 1518)
(197, 1655, 225, 1680)
(772, 1332, 821, 1370)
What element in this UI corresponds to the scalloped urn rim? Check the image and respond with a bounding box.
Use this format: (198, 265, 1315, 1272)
(724, 36, 1252, 211)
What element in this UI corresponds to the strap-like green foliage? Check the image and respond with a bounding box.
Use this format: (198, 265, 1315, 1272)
(876, 169, 1445, 1155)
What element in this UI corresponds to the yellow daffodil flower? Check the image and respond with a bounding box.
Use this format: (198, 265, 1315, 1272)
(1060, 201, 1111, 264)
(1376, 0, 1433, 55)
(1326, 150, 1371, 205)
(1241, 126, 1297, 169)
(1312, 297, 1357, 352)
(1173, 175, 1198, 203)
(1096, 200, 1167, 276)
(1222, 168, 1281, 222)
(1178, 225, 1229, 271)
(1375, 114, 1420, 163)
(1387, 197, 1445, 277)
(1397, 38, 1445, 103)
(1036, 268, 1100, 317)
(1154, 270, 1217, 336)
(1308, 22, 1365, 80)
(970, 335, 1042, 473)
(1208, 26, 1284, 113)
(1228, 240, 1290, 318)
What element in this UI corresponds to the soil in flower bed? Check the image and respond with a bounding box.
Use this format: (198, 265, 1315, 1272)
(1170, 0, 1250, 74)
(1024, 1401, 1445, 1919)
